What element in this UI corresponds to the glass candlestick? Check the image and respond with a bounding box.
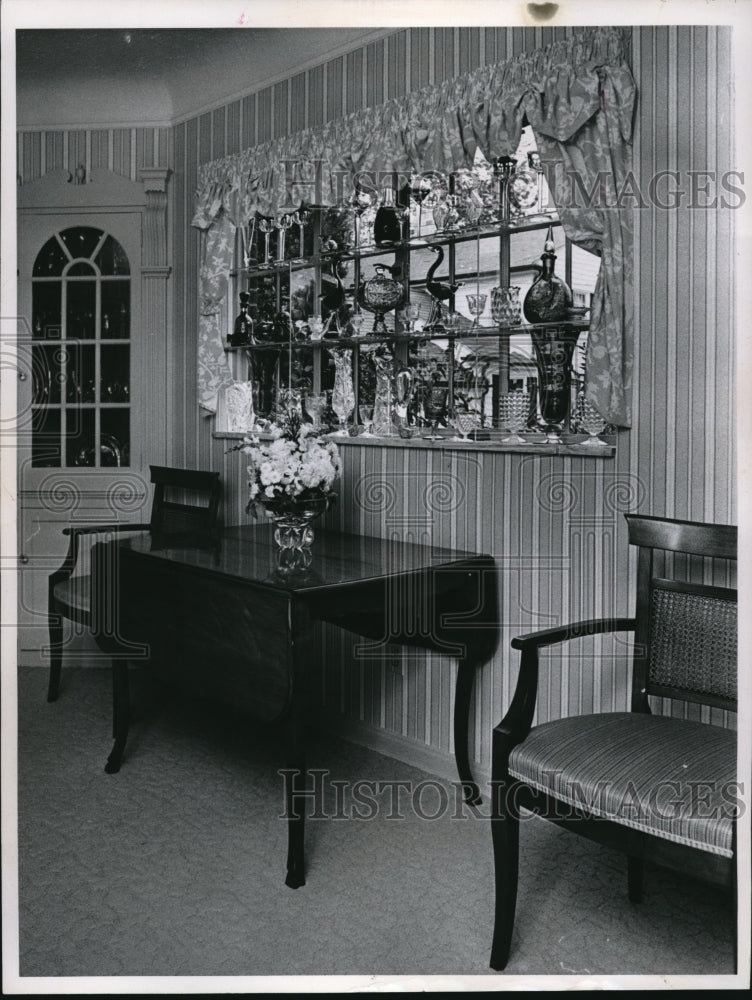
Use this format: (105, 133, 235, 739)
(292, 208, 311, 261)
(275, 213, 293, 264)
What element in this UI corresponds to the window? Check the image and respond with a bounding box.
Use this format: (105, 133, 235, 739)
(225, 127, 601, 443)
(31, 226, 131, 467)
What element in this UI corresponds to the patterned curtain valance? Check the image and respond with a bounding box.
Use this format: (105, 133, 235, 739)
(193, 26, 636, 427)
(193, 27, 633, 228)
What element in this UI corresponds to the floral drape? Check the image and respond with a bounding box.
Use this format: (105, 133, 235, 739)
(193, 26, 636, 425)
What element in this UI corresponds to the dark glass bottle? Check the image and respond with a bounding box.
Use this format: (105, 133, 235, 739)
(523, 226, 573, 323)
(231, 292, 253, 346)
(373, 185, 402, 245)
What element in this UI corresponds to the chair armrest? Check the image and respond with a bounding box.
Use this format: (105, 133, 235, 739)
(495, 618, 636, 754)
(511, 617, 635, 651)
(51, 524, 149, 586)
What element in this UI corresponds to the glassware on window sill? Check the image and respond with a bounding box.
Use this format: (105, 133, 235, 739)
(358, 403, 374, 436)
(304, 391, 328, 430)
(574, 393, 609, 447)
(530, 326, 580, 443)
(451, 408, 479, 442)
(423, 386, 449, 440)
(498, 390, 531, 444)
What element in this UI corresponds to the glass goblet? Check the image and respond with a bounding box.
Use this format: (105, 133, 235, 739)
(331, 388, 354, 435)
(258, 216, 275, 268)
(349, 312, 366, 339)
(466, 293, 487, 331)
(398, 303, 422, 334)
(304, 392, 328, 431)
(358, 403, 374, 436)
(575, 394, 609, 447)
(498, 390, 531, 444)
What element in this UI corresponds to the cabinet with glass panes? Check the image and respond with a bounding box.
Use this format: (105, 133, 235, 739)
(224, 128, 611, 451)
(30, 226, 131, 467)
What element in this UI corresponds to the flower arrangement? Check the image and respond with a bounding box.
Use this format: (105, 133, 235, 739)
(237, 408, 340, 519)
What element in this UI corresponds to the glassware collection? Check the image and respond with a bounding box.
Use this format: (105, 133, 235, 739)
(224, 152, 604, 449)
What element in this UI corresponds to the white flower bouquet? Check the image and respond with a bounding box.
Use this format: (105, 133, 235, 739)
(238, 409, 341, 519)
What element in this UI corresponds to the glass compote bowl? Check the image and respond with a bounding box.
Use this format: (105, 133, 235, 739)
(258, 216, 276, 268)
(575, 393, 609, 447)
(498, 390, 531, 444)
(466, 293, 487, 331)
(358, 403, 374, 436)
(304, 391, 328, 430)
(451, 408, 479, 442)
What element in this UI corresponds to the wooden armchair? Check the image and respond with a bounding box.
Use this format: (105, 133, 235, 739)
(47, 465, 221, 702)
(490, 514, 738, 971)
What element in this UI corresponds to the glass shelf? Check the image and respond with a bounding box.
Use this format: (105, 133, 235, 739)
(224, 318, 590, 353)
(233, 211, 561, 279)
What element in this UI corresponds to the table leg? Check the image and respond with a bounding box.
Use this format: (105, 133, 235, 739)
(282, 701, 306, 888)
(453, 657, 481, 805)
(105, 659, 129, 774)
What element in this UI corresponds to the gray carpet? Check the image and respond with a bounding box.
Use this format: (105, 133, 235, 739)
(13, 665, 736, 983)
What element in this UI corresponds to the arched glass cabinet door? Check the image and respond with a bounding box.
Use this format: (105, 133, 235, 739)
(31, 225, 131, 468)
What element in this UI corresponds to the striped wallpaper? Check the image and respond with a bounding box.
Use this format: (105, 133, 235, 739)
(17, 25, 737, 782)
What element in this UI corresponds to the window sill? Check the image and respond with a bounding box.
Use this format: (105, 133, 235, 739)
(214, 430, 616, 458)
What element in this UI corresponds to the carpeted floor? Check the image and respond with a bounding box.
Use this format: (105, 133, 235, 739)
(11, 665, 737, 986)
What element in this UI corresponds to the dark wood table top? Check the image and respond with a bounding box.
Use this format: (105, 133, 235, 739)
(119, 523, 495, 595)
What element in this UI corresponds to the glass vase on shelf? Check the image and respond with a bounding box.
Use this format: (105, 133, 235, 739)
(331, 349, 355, 435)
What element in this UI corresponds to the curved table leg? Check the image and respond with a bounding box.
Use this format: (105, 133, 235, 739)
(453, 656, 481, 806)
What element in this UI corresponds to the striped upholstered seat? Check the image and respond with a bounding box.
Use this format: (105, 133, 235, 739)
(509, 712, 736, 858)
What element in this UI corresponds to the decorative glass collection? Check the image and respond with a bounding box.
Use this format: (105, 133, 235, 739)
(225, 141, 601, 448)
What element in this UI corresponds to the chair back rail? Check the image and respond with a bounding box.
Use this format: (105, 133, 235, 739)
(148, 465, 221, 536)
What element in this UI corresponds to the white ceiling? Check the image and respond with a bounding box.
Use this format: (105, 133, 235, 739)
(15, 27, 392, 129)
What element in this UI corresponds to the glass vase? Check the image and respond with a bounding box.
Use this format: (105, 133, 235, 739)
(530, 327, 580, 442)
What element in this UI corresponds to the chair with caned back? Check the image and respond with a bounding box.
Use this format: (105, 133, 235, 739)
(490, 513, 738, 971)
(47, 465, 221, 702)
